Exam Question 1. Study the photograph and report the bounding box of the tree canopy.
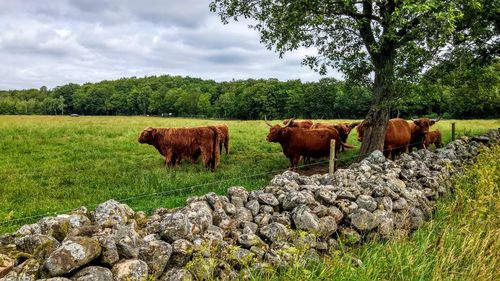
[210,0,499,154]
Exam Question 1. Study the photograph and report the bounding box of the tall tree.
[210,0,498,155]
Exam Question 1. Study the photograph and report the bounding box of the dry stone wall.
[1,129,499,281]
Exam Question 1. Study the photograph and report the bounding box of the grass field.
[0,116,498,233]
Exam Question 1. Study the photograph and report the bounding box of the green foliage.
[0,71,497,118]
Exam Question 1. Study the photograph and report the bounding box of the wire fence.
[0,139,450,227]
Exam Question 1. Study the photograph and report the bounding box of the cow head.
[413,117,439,136]
[138,127,156,144]
[266,117,292,142]
[356,121,367,142]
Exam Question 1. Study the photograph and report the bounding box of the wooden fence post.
[451,122,456,141]
[329,139,336,175]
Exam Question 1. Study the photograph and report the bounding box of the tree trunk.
[358,54,395,159]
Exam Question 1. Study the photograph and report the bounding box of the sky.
[0,0,340,90]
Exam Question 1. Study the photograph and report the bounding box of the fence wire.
[0,139,447,227]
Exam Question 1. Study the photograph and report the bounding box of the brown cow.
[215,124,229,155]
[311,122,359,151]
[356,118,412,160]
[266,119,352,170]
[138,126,220,170]
[283,119,313,129]
[424,129,443,149]
[408,117,441,151]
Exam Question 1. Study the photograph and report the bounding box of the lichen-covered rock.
[160,268,194,281]
[91,200,134,228]
[71,266,112,281]
[114,224,141,259]
[168,239,194,267]
[237,233,266,249]
[111,259,148,281]
[356,195,377,212]
[315,188,337,205]
[14,234,60,259]
[42,236,101,277]
[260,223,289,243]
[139,239,172,279]
[227,186,249,207]
[186,201,213,236]
[349,209,379,231]
[2,258,40,280]
[318,216,337,238]
[245,200,260,216]
[282,191,307,211]
[291,205,319,231]
[257,193,279,206]
[95,236,119,266]
[160,212,193,242]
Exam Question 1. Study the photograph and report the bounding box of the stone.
[227,186,249,206]
[327,206,343,223]
[115,225,141,259]
[237,233,265,249]
[14,234,60,259]
[282,191,307,211]
[168,239,194,267]
[42,236,101,277]
[245,200,260,216]
[292,205,319,231]
[349,209,379,231]
[160,212,193,242]
[318,216,337,238]
[234,207,253,226]
[315,188,337,205]
[139,239,172,279]
[257,193,279,206]
[71,266,112,281]
[186,201,213,236]
[111,259,148,281]
[160,268,194,281]
[355,195,377,212]
[259,222,289,243]
[96,236,119,266]
[91,200,134,227]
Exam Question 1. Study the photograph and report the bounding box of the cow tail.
[208,126,220,170]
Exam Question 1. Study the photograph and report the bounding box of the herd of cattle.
[138,117,443,171]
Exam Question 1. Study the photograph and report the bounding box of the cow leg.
[224,141,229,155]
[383,148,391,159]
[292,155,301,171]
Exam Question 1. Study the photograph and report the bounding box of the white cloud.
[0,0,340,90]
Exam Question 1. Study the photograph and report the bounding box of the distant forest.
[1,60,498,119]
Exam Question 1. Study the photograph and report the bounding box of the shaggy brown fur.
[311,122,357,151]
[408,118,439,151]
[357,118,412,160]
[266,124,353,171]
[283,119,314,129]
[215,124,229,154]
[138,126,220,170]
[424,129,443,149]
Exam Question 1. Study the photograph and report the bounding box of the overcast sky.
[0,0,340,90]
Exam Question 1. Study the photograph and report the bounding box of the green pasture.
[0,116,498,233]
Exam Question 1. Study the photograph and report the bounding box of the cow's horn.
[145,127,153,131]
[284,117,295,127]
[431,116,442,123]
[349,121,361,128]
[264,115,272,127]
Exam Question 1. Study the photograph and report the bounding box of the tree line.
[0,60,498,119]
